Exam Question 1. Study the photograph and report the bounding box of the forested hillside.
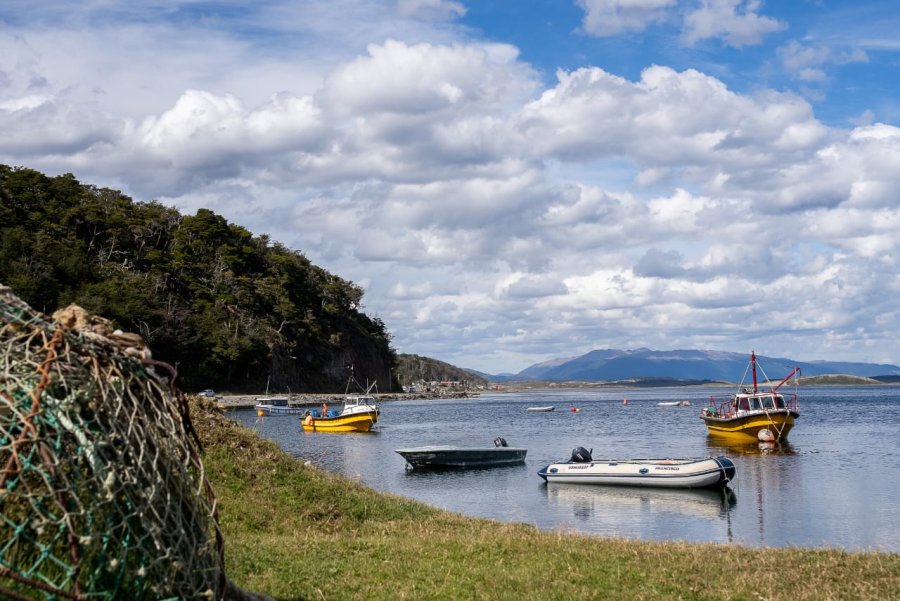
[396,353,488,388]
[0,165,396,392]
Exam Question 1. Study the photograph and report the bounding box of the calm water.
[228,386,900,551]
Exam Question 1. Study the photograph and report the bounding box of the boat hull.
[702,409,797,442]
[526,406,555,412]
[301,411,377,432]
[396,446,527,468]
[538,456,735,488]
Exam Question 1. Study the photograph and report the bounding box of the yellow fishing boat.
[300,381,380,433]
[301,411,377,432]
[701,352,800,442]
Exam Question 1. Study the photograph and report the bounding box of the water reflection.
[706,437,797,456]
[543,483,736,522]
[705,435,800,546]
[401,463,527,476]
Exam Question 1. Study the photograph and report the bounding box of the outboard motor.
[570,446,592,463]
[494,437,508,448]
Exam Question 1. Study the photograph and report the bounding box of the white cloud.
[138,90,327,162]
[576,0,677,36]
[514,65,828,207]
[386,281,435,300]
[0,2,898,373]
[682,0,786,48]
[778,41,869,82]
[501,273,570,299]
[396,0,467,20]
[320,39,530,118]
[575,0,785,48]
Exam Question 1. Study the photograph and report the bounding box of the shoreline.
[215,390,478,409]
[211,374,898,409]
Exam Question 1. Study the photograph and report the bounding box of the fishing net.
[0,284,229,600]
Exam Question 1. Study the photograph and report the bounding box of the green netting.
[0,285,224,600]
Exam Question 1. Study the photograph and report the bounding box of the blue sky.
[460,1,898,126]
[1,1,899,373]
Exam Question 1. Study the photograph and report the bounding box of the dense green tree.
[0,165,397,392]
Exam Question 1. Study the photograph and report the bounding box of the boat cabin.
[345,394,375,406]
[259,396,289,407]
[704,390,797,419]
[735,392,786,412]
[344,394,378,412]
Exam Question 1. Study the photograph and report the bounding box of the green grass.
[193,400,900,601]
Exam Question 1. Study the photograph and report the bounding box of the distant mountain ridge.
[505,348,900,382]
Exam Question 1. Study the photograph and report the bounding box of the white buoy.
[758,428,775,442]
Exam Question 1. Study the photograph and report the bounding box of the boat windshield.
[736,394,784,411]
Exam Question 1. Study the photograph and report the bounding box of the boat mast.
[751,351,758,393]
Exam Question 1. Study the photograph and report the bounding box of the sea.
[227,386,900,552]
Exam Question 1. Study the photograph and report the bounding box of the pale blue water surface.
[228,386,900,551]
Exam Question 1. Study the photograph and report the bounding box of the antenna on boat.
[751,351,758,393]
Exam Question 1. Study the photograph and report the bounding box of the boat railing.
[782,393,799,412]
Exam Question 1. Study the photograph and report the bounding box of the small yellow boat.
[701,352,800,442]
[301,411,377,432]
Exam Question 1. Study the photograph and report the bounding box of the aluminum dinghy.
[396,437,526,468]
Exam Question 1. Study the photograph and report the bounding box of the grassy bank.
[192,400,900,600]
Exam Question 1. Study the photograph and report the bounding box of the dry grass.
[191,399,900,600]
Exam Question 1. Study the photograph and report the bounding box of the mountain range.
[478,348,900,383]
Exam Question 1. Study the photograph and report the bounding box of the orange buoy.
[257,409,265,417]
[570,407,580,412]
[623,398,628,406]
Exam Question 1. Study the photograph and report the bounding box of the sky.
[1,1,899,374]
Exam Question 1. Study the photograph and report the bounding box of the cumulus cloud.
[634,249,687,278]
[515,64,829,210]
[1,2,898,373]
[682,0,786,48]
[576,0,784,47]
[138,90,327,164]
[576,0,677,36]
[320,39,529,118]
[397,0,467,20]
[502,274,570,299]
[778,40,869,82]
